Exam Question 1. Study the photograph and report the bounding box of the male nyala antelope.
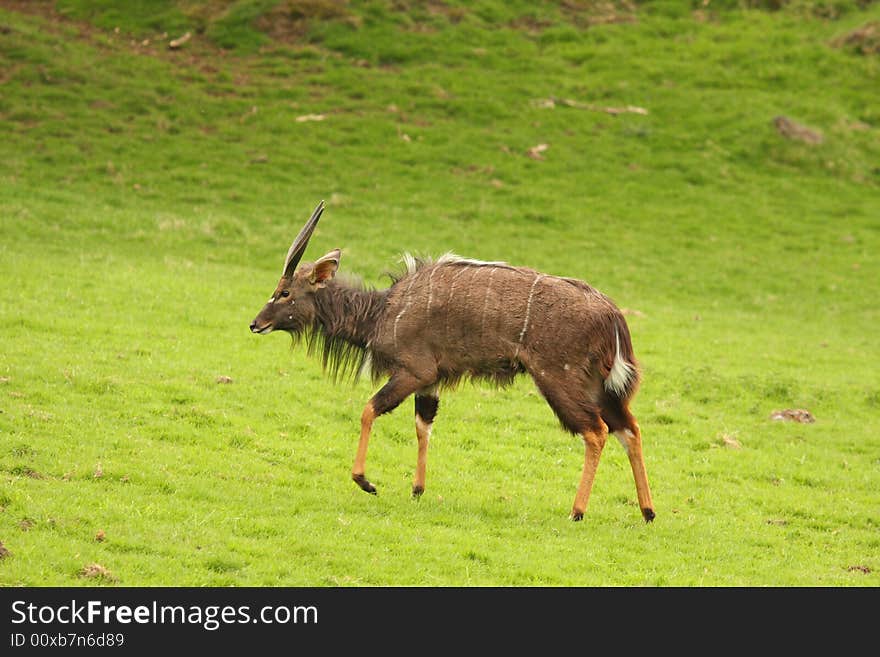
[249,201,655,522]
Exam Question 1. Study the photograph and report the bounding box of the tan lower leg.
[571,421,608,521]
[413,416,431,496]
[615,426,655,522]
[352,402,377,493]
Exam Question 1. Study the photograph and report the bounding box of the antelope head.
[249,201,340,335]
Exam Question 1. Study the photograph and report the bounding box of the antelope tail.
[604,318,638,398]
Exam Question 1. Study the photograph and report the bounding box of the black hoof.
[412,485,424,498]
[571,511,584,522]
[352,473,377,495]
[643,508,656,523]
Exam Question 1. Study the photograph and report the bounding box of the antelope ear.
[310,249,341,286]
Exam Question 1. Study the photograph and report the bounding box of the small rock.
[169,32,191,49]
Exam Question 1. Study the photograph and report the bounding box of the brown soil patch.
[79,563,116,581]
[773,116,823,145]
[831,21,880,56]
[560,0,637,28]
[255,0,356,43]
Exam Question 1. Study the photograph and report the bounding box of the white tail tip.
[604,327,635,396]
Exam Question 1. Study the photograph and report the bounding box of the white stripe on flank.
[444,266,471,338]
[426,265,438,313]
[393,276,418,347]
[479,267,498,337]
[514,275,544,358]
[605,327,635,396]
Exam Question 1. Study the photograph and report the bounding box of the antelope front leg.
[571,420,608,521]
[412,391,439,497]
[352,402,378,494]
[351,372,427,496]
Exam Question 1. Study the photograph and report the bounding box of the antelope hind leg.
[571,421,608,521]
[614,423,655,523]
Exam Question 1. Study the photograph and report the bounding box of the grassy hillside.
[0,0,878,585]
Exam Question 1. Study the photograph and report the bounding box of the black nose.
[249,321,257,332]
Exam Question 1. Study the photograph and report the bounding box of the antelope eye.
[280,290,290,298]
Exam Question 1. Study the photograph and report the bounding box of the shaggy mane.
[291,274,388,384]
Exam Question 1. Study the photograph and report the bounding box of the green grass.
[0,0,878,586]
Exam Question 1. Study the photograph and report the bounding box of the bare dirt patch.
[770,408,816,423]
[559,0,637,28]
[255,0,356,43]
[773,116,823,145]
[831,21,880,56]
[79,563,116,582]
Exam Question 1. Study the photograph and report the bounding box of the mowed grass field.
[0,1,878,586]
